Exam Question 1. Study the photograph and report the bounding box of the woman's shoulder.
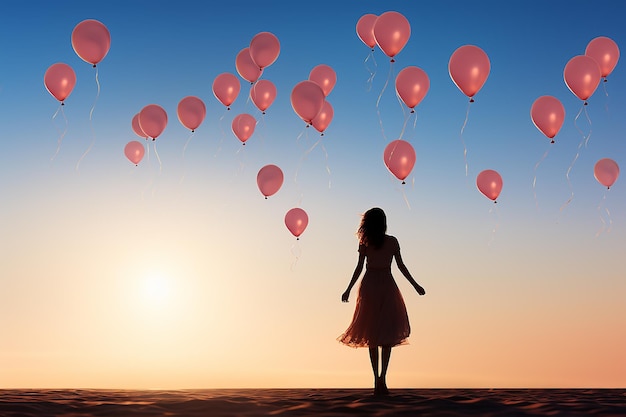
[385,234,399,243]
[385,235,400,249]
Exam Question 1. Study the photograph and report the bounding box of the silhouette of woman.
[338,207,425,395]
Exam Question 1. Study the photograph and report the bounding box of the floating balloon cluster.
[530,36,621,195]
[45,13,621,240]
[357,12,497,201]
[44,19,111,104]
[356,12,620,205]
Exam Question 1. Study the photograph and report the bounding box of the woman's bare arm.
[342,252,366,302]
[395,250,426,295]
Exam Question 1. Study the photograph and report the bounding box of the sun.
[141,271,172,305]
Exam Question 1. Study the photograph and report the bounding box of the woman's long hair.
[357,207,387,248]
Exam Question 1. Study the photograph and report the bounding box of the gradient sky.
[1,0,625,389]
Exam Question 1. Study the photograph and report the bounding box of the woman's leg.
[368,346,379,391]
[379,346,392,394]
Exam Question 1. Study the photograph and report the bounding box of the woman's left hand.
[414,284,426,296]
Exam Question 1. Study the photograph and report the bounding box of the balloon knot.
[262,111,266,115]
[469,98,475,103]
[494,200,498,204]
[296,237,300,241]
[410,109,415,113]
[390,58,395,63]
[401,180,406,185]
[604,77,608,83]
[92,64,96,68]
[306,124,310,128]
[321,133,325,136]
[551,139,555,144]
[191,129,195,133]
[227,107,231,110]
[584,101,588,106]
[265,196,268,200]
[61,102,65,106]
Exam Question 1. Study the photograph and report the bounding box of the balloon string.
[179,131,194,185]
[460,100,472,176]
[76,67,100,172]
[561,104,589,211]
[398,110,416,141]
[214,110,227,158]
[50,104,68,161]
[583,104,592,148]
[364,49,377,92]
[595,192,612,237]
[488,202,500,247]
[235,145,246,176]
[301,133,332,188]
[396,184,411,210]
[602,81,610,115]
[256,112,267,149]
[320,141,332,189]
[376,60,394,142]
[293,125,308,187]
[182,131,194,159]
[290,241,302,271]
[90,66,101,121]
[532,144,552,210]
[153,140,162,174]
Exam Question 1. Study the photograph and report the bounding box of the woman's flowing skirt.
[338,268,410,348]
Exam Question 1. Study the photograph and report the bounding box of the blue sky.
[1,0,625,388]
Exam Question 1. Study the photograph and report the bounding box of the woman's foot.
[374,377,389,396]
[379,377,389,395]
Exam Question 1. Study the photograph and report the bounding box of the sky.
[1,0,625,389]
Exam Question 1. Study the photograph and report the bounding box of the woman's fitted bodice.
[359,235,399,270]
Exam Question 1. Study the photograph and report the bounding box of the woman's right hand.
[341,290,350,302]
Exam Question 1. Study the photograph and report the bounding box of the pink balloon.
[585,36,620,79]
[356,14,377,49]
[257,164,284,198]
[530,96,565,142]
[291,80,325,124]
[124,141,145,165]
[311,101,334,134]
[564,55,601,102]
[285,208,309,239]
[213,73,241,109]
[309,64,337,97]
[236,48,263,83]
[177,96,206,132]
[395,66,430,111]
[249,32,280,69]
[231,113,256,144]
[449,45,490,100]
[250,79,277,113]
[373,11,410,60]
[131,113,147,138]
[383,140,416,183]
[71,19,111,66]
[594,158,619,189]
[476,169,503,202]
[44,63,76,103]
[139,104,168,140]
